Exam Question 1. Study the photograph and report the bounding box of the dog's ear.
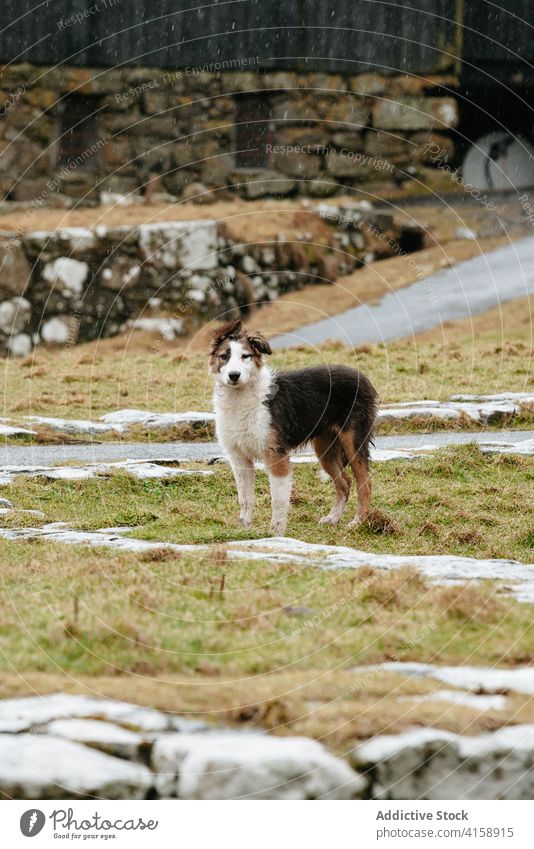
[246,330,272,356]
[209,318,242,355]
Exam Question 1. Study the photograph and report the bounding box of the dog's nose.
[228,371,241,384]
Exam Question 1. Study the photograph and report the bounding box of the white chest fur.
[214,366,273,461]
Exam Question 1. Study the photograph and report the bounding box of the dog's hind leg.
[338,430,372,528]
[265,451,292,536]
[313,435,351,526]
[228,452,255,528]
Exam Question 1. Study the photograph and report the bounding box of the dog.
[209,319,378,535]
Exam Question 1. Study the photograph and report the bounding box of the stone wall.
[2,693,534,800]
[0,203,423,355]
[0,64,459,203]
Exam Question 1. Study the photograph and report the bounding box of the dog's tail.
[342,373,378,466]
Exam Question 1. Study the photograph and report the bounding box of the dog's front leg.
[229,453,255,528]
[266,453,292,536]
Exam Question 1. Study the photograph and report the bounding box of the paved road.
[1,430,532,467]
[270,236,534,348]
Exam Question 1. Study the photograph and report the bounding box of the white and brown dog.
[209,319,378,536]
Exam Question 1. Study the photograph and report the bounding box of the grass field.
[0,249,533,748]
[1,296,532,432]
[3,445,533,560]
[1,511,533,748]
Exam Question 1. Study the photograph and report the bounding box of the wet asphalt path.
[1,430,533,467]
[270,236,534,349]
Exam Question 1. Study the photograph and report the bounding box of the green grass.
[1,444,533,747]
[0,534,533,748]
[4,445,533,561]
[1,313,532,425]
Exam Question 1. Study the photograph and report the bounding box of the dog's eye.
[242,353,253,360]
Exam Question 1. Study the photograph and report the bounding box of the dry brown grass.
[0,668,526,753]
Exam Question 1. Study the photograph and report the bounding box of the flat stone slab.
[352,724,534,800]
[401,690,507,712]
[356,662,534,695]
[0,423,36,437]
[378,393,534,425]
[0,694,362,800]
[152,731,364,799]
[1,527,534,603]
[0,692,204,734]
[26,415,124,435]
[0,458,213,484]
[99,408,215,429]
[0,733,153,799]
[43,718,145,760]
[0,393,526,440]
[229,538,534,603]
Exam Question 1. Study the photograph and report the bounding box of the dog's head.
[209,318,272,387]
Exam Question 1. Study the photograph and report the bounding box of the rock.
[99,408,215,428]
[276,127,330,148]
[142,90,169,115]
[40,315,77,345]
[23,229,62,258]
[236,171,298,199]
[138,220,218,271]
[181,182,213,203]
[0,297,31,334]
[128,317,184,339]
[13,177,54,202]
[349,73,388,95]
[307,179,339,197]
[42,257,89,295]
[0,692,199,734]
[0,733,153,799]
[43,718,145,760]
[200,156,234,188]
[240,255,260,275]
[8,333,32,357]
[100,256,141,291]
[352,726,534,800]
[0,498,14,508]
[331,131,365,151]
[99,190,137,207]
[283,605,314,617]
[272,152,321,178]
[372,97,459,131]
[455,227,477,240]
[364,661,534,696]
[25,415,122,436]
[364,131,410,163]
[0,235,31,296]
[0,423,36,437]
[57,227,97,254]
[152,732,365,799]
[352,729,459,799]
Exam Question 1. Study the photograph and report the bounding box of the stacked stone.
[0,203,422,354]
[0,232,33,356]
[0,65,459,202]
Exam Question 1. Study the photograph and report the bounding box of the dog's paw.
[347,516,363,530]
[319,514,340,526]
[239,516,253,529]
[269,521,286,536]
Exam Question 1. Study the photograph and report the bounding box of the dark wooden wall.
[0,0,453,71]
[1,0,532,75]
